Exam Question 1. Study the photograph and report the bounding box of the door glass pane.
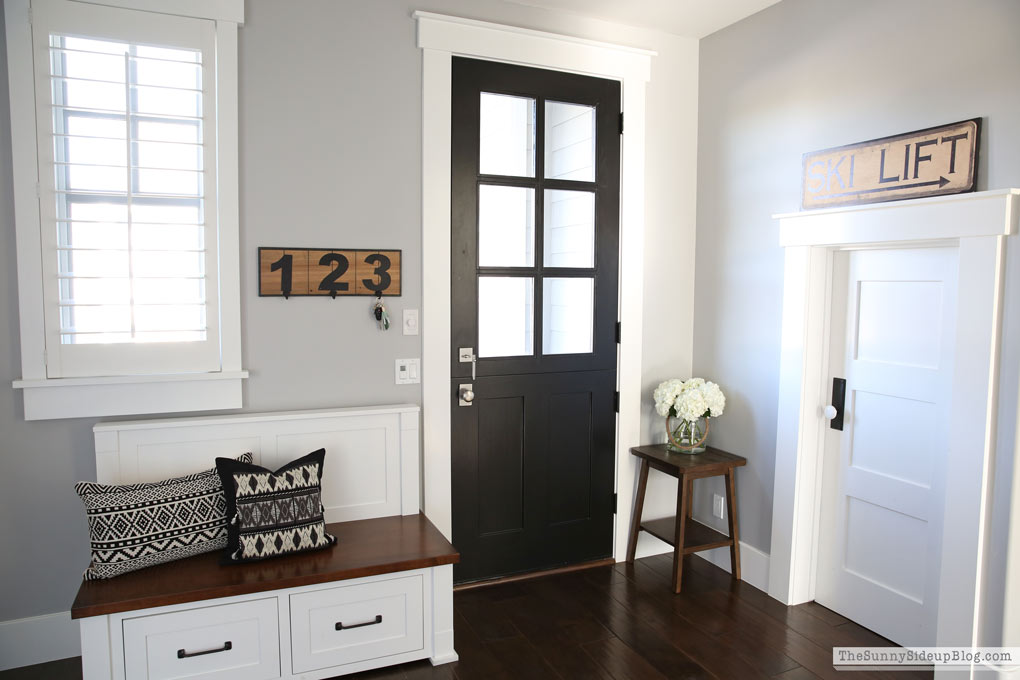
[544,101,595,181]
[479,277,534,357]
[480,93,535,177]
[478,185,534,267]
[544,189,594,268]
[543,277,594,355]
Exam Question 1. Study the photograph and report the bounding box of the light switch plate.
[395,358,420,385]
[402,309,419,336]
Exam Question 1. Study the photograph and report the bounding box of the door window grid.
[479,92,535,178]
[50,35,207,345]
[477,94,598,358]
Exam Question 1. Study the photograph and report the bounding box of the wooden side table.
[626,444,747,593]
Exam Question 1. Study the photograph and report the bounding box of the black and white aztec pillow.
[75,453,253,580]
[216,448,336,562]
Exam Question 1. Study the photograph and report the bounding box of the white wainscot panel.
[113,434,263,484]
[275,425,398,522]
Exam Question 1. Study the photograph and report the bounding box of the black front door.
[451,57,621,583]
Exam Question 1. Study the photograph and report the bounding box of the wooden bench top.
[71,513,459,619]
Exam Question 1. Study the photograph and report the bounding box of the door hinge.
[614,390,620,413]
[618,112,624,135]
[613,492,618,514]
[615,321,621,344]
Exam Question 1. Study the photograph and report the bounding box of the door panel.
[816,247,957,647]
[476,396,525,536]
[451,56,620,584]
[547,391,593,526]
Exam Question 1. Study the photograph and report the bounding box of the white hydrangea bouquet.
[653,378,726,454]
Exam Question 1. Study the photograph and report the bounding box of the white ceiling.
[498,0,781,38]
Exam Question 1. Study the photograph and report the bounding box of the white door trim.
[415,11,653,565]
[768,189,1019,656]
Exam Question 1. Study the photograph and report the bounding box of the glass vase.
[666,416,709,454]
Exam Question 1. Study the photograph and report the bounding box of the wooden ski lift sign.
[802,119,979,209]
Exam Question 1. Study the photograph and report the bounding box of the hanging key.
[373,299,390,330]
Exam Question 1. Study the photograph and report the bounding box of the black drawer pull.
[177,641,232,659]
[335,614,382,631]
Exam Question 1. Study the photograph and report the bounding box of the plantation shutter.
[32,0,221,377]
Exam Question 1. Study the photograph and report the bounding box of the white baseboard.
[694,538,771,593]
[0,611,80,671]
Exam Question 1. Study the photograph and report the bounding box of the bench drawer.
[290,574,424,673]
[122,598,280,680]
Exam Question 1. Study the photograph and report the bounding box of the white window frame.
[5,0,246,420]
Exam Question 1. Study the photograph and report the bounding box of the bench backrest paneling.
[92,405,421,522]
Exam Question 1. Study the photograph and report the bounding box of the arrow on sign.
[824,176,950,200]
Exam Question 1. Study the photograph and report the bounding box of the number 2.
[318,253,350,297]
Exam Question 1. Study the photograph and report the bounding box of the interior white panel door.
[816,246,958,647]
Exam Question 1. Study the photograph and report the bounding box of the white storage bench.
[72,406,459,680]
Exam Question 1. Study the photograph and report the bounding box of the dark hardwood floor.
[0,554,931,680]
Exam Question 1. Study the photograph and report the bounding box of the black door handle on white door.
[829,377,846,431]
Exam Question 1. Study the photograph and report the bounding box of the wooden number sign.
[802,119,979,209]
[259,248,401,298]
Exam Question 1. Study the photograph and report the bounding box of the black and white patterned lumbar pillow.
[75,453,253,580]
[216,448,336,562]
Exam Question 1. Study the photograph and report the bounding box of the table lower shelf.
[640,516,733,555]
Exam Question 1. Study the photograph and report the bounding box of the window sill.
[12,371,249,421]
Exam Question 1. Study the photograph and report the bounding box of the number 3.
[362,253,391,293]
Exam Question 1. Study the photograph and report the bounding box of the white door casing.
[769,189,1018,667]
[416,12,653,565]
[816,247,958,647]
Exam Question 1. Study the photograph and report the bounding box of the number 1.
[271,253,293,296]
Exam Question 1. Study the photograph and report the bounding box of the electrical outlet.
[713,493,725,519]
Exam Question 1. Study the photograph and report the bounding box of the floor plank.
[582,636,671,680]
[773,667,823,680]
[0,555,932,680]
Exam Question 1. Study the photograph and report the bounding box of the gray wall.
[0,0,699,625]
[694,0,1020,642]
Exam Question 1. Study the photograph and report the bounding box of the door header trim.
[415,11,654,81]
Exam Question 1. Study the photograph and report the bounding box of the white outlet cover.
[713,493,725,519]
